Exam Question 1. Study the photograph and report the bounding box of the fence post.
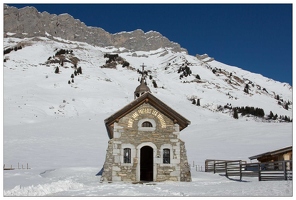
[214,161,216,174]
[283,161,287,180]
[225,162,228,178]
[258,163,261,181]
[239,161,242,181]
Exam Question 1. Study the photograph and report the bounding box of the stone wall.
[101,103,191,182]
[180,140,192,182]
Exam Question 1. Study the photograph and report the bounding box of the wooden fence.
[3,163,30,170]
[205,159,292,181]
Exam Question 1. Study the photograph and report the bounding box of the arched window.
[142,121,153,127]
[138,119,156,131]
[163,148,170,164]
[123,148,131,163]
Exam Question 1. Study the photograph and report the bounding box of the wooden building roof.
[248,146,292,160]
[104,92,191,139]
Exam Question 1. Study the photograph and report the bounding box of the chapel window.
[123,148,131,163]
[163,148,170,164]
[142,121,153,127]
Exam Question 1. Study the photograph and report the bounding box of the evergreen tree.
[197,99,200,106]
[77,66,82,74]
[273,114,278,120]
[284,103,289,110]
[71,74,74,78]
[268,111,274,119]
[152,80,158,88]
[178,67,182,73]
[185,66,191,76]
[55,66,59,74]
[233,108,239,119]
[244,84,249,94]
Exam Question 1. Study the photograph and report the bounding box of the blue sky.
[8,3,292,85]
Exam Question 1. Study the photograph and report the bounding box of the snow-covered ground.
[2,36,293,196]
[3,167,293,196]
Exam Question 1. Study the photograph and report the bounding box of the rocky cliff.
[4,4,187,53]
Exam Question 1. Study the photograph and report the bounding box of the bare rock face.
[4,5,187,53]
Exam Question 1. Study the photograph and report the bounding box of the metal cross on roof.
[140,63,147,81]
[141,63,146,74]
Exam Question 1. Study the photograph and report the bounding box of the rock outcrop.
[4,5,187,53]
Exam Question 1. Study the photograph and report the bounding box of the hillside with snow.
[3,35,293,196]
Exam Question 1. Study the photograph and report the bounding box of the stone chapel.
[101,64,191,182]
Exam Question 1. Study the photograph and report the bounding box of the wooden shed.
[249,146,292,163]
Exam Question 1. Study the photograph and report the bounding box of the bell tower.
[134,63,151,99]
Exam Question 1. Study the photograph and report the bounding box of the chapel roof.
[104,92,191,139]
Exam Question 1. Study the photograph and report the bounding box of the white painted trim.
[121,143,136,166]
[160,144,173,167]
[136,142,157,181]
[137,118,156,131]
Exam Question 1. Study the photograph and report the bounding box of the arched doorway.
[140,146,153,181]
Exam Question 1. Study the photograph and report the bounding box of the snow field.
[3,37,293,196]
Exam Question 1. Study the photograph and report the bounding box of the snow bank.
[3,169,292,196]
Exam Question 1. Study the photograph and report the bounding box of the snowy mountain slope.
[3,36,293,196]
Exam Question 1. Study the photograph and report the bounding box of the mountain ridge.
[4,4,187,53]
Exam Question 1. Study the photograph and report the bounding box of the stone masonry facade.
[101,103,191,182]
